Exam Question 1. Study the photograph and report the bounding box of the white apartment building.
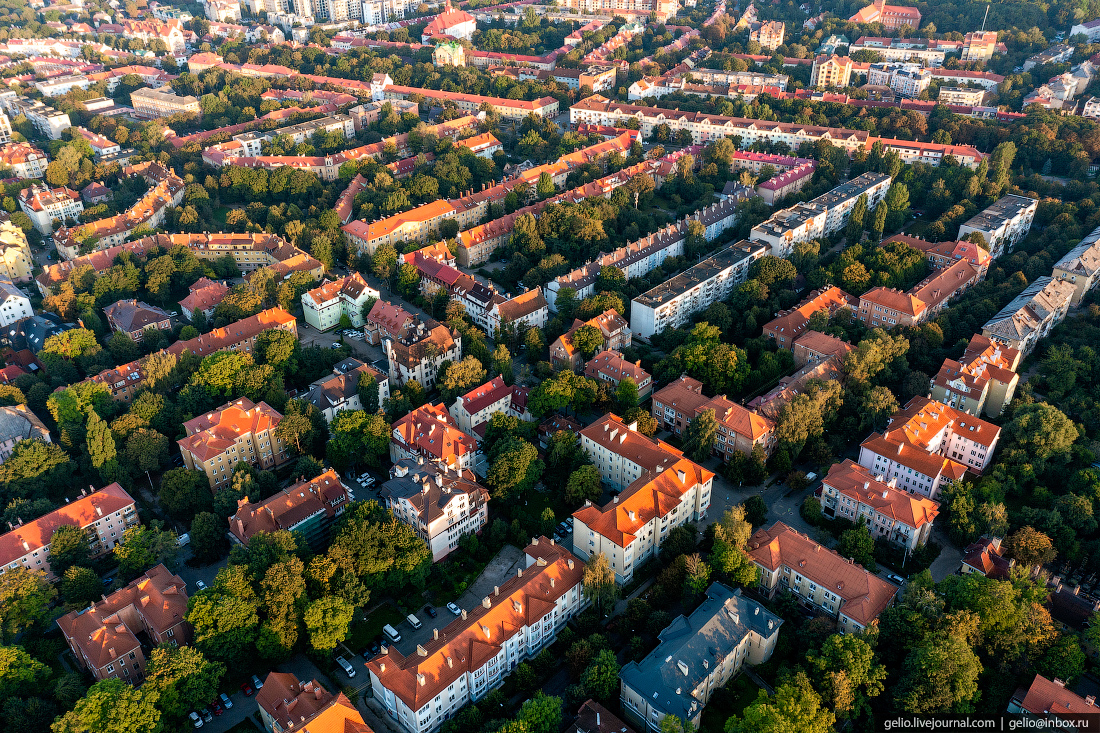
[366,539,586,733]
[957,194,1038,258]
[233,114,355,156]
[0,278,32,327]
[0,94,70,140]
[866,64,931,98]
[811,172,892,234]
[939,87,986,106]
[381,459,489,561]
[34,74,92,97]
[631,241,766,339]
[1053,223,1100,305]
[572,414,715,583]
[17,185,84,234]
[449,376,532,438]
[301,273,378,332]
[819,460,939,552]
[858,397,1000,500]
[981,276,1075,356]
[810,54,854,88]
[203,0,242,21]
[0,222,33,282]
[384,320,462,390]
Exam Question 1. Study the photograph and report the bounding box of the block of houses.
[857,258,981,328]
[620,583,781,732]
[1052,222,1100,306]
[762,286,858,349]
[792,330,853,368]
[0,221,33,283]
[57,564,189,682]
[0,483,137,578]
[304,357,390,423]
[178,277,229,320]
[178,398,289,488]
[747,521,898,633]
[383,317,462,390]
[819,459,939,551]
[884,234,990,275]
[930,334,1020,417]
[748,355,845,421]
[366,538,586,733]
[858,396,1000,499]
[229,470,352,549]
[981,276,1075,356]
[572,413,714,583]
[651,376,776,459]
[487,287,549,336]
[381,459,489,561]
[257,673,371,733]
[301,272,379,332]
[391,403,478,470]
[448,375,532,439]
[1008,675,1100,718]
[960,536,1013,578]
[103,299,173,342]
[550,309,631,370]
[583,350,653,399]
[17,184,83,233]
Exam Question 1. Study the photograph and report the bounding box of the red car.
[210,701,224,716]
[240,682,254,697]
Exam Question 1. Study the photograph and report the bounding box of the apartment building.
[367,539,586,733]
[103,299,173,342]
[449,376,533,438]
[131,86,201,119]
[584,350,653,400]
[0,143,48,180]
[810,55,854,89]
[0,222,32,282]
[391,403,478,471]
[651,376,777,459]
[957,194,1038,258]
[849,37,950,65]
[939,87,987,106]
[858,396,1000,499]
[229,470,352,549]
[179,277,229,320]
[1052,223,1100,305]
[762,286,859,348]
[620,583,782,733]
[382,459,489,561]
[178,398,290,488]
[571,701,634,733]
[0,94,71,139]
[887,234,991,275]
[820,460,939,551]
[258,674,369,733]
[0,279,31,328]
[0,111,11,146]
[57,564,189,682]
[34,74,91,97]
[857,258,981,328]
[750,20,785,51]
[960,536,1012,579]
[73,126,122,158]
[556,0,678,20]
[301,273,379,332]
[17,185,84,234]
[792,331,853,369]
[631,242,767,339]
[0,484,138,578]
[232,113,355,156]
[867,63,931,98]
[384,84,559,120]
[981,276,1075,356]
[849,0,920,28]
[747,522,898,632]
[550,309,632,370]
[487,288,549,336]
[573,414,714,583]
[1009,675,1100,720]
[1023,44,1074,72]
[930,334,1020,418]
[384,318,462,389]
[930,68,1005,90]
[756,162,815,205]
[814,172,893,234]
[304,357,389,424]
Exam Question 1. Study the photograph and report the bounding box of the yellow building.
[811,54,854,88]
[0,222,33,282]
[433,41,466,67]
[178,397,290,487]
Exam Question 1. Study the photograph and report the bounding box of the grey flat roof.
[633,241,765,309]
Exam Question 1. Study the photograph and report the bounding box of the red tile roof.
[822,460,939,529]
[1017,675,1099,716]
[392,403,477,468]
[229,470,350,544]
[178,398,283,462]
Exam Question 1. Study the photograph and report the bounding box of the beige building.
[130,86,201,119]
[178,398,289,487]
[1052,223,1100,305]
[0,221,32,282]
[449,375,532,438]
[938,86,986,106]
[750,20,785,51]
[819,460,939,552]
[811,55,854,89]
[383,317,462,389]
[390,403,478,471]
[651,376,776,459]
[930,334,1020,418]
[550,309,632,370]
[381,459,489,561]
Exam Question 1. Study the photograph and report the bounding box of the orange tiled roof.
[822,459,939,529]
[885,396,1000,449]
[229,470,350,544]
[1018,675,1100,716]
[764,286,858,341]
[793,330,853,360]
[178,398,283,462]
[392,403,477,468]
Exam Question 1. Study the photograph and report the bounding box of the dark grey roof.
[380,459,488,524]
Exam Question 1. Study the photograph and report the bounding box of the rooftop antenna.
[980,5,989,32]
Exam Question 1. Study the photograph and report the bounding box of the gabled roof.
[1017,675,1099,717]
[381,459,488,525]
[178,398,283,462]
[391,404,477,469]
[229,470,350,544]
[822,459,940,529]
[495,287,548,323]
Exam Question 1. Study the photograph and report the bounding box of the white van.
[407,613,422,630]
[383,624,402,643]
[177,533,190,547]
[336,656,356,678]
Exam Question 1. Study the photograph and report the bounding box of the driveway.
[927,527,963,581]
[176,555,229,596]
[190,680,256,733]
[697,467,824,542]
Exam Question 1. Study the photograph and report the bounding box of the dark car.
[210,701,224,716]
[200,709,213,723]
[424,605,438,618]
[240,682,254,697]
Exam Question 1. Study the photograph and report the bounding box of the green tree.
[565,465,601,507]
[61,566,102,607]
[517,692,562,733]
[48,525,90,576]
[186,566,261,672]
[158,469,210,522]
[845,194,868,243]
[327,410,390,472]
[683,408,717,462]
[492,344,513,383]
[51,678,160,733]
[615,377,638,412]
[571,325,603,359]
[304,596,355,653]
[871,200,887,240]
[536,171,555,198]
[582,552,618,614]
[358,373,380,413]
[440,356,487,404]
[809,633,886,721]
[727,672,835,733]
[485,437,543,500]
[1003,403,1078,470]
[327,500,431,596]
[142,644,224,721]
[372,243,398,280]
[749,256,797,286]
[581,649,620,702]
[0,645,49,703]
[113,524,180,578]
[837,524,876,571]
[894,633,982,714]
[190,512,226,565]
[709,506,757,586]
[1003,526,1056,569]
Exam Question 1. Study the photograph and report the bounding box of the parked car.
[200,709,213,723]
[196,580,207,591]
[219,692,233,709]
[886,573,906,585]
[336,656,356,678]
[189,711,203,728]
[251,674,264,690]
[557,521,569,534]
[210,701,223,716]
[447,602,461,616]
[240,682,254,697]
[424,605,437,618]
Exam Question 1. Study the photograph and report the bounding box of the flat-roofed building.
[750,202,828,256]
[382,459,489,561]
[1052,223,1100,305]
[810,54,854,89]
[819,459,939,551]
[391,403,478,471]
[130,86,201,119]
[620,583,782,732]
[930,334,1020,417]
[939,87,986,106]
[179,398,290,487]
[981,276,1074,356]
[747,521,898,632]
[229,470,352,548]
[631,241,767,339]
[956,194,1037,258]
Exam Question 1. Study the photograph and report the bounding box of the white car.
[196,580,207,591]
[189,712,203,728]
[447,602,462,616]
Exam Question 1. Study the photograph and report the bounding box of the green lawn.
[213,206,230,226]
[348,604,407,652]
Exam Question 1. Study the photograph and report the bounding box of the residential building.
[433,41,466,67]
[103,299,173,342]
[421,1,476,42]
[382,459,489,561]
[0,279,32,328]
[0,404,49,461]
[571,700,636,733]
[792,330,854,368]
[1023,44,1074,72]
[257,673,371,733]
[584,350,653,400]
[178,398,290,488]
[366,538,587,733]
[130,86,201,119]
[866,64,931,98]
[304,357,389,424]
[81,183,111,204]
[762,286,859,348]
[231,114,355,156]
[384,318,462,390]
[848,0,920,29]
[1008,675,1100,719]
[449,376,532,439]
[487,287,549,336]
[810,55,854,89]
[1071,19,1100,42]
[956,194,1037,257]
[981,276,1075,356]
[960,536,1013,578]
[0,111,10,145]
[229,470,352,548]
[550,309,632,370]
[631,242,767,339]
[391,403,478,471]
[384,85,559,120]
[0,484,137,578]
[0,95,71,140]
[748,522,899,632]
[572,414,714,582]
[17,185,84,234]
[178,277,229,320]
[556,0,678,20]
[930,334,1021,418]
[939,87,987,106]
[1052,223,1100,305]
[619,583,782,732]
[886,234,991,274]
[849,37,954,65]
[57,565,189,682]
[750,20,784,51]
[34,74,92,97]
[819,460,939,552]
[756,161,815,204]
[0,143,48,180]
[856,258,981,327]
[810,172,893,235]
[0,223,32,283]
[930,68,1004,90]
[365,300,417,346]
[204,0,242,21]
[651,376,777,459]
[301,273,379,332]
[749,356,845,421]
[858,396,1001,499]
[961,31,999,62]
